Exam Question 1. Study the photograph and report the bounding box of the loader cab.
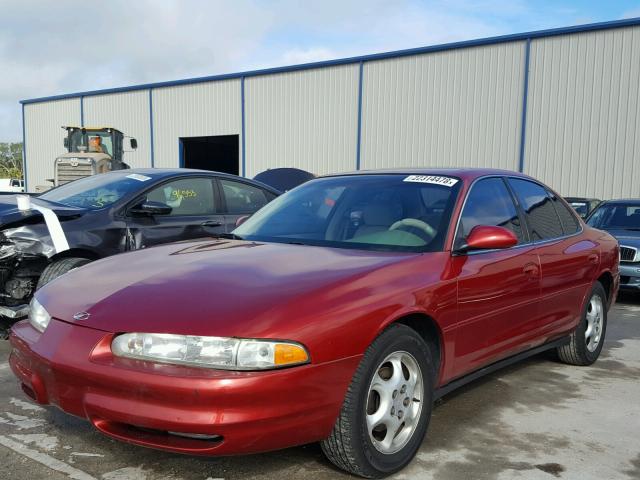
[53,127,138,187]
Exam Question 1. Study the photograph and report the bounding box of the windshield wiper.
[621,228,640,232]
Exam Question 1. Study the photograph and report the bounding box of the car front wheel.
[321,324,435,478]
[36,257,92,290]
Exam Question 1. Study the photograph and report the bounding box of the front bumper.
[9,319,360,455]
[619,263,640,291]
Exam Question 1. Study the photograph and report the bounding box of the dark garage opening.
[180,135,239,175]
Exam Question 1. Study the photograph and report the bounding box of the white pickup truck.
[0,178,25,193]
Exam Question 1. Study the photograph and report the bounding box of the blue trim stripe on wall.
[21,104,28,189]
[241,76,246,177]
[178,138,184,167]
[518,38,532,173]
[80,96,84,127]
[19,18,640,105]
[355,61,364,170]
[149,89,155,167]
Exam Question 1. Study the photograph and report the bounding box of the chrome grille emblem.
[73,311,90,321]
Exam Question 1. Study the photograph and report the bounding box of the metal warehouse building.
[21,18,640,198]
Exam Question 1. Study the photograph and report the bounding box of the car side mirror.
[458,225,518,253]
[130,200,172,216]
[235,215,251,227]
[130,138,138,150]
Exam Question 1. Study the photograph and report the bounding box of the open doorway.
[180,135,239,175]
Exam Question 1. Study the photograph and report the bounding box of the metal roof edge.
[20,17,640,105]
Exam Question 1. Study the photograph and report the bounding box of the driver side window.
[145,178,216,216]
[456,177,524,249]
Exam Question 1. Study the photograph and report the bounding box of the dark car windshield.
[39,172,153,209]
[587,203,640,231]
[234,174,461,252]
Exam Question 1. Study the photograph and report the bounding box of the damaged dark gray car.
[0,168,284,335]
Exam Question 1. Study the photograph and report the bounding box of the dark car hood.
[0,195,86,228]
[601,229,640,247]
[37,239,416,338]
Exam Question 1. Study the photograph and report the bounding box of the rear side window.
[456,177,524,248]
[508,179,563,241]
[220,179,275,214]
[550,194,580,234]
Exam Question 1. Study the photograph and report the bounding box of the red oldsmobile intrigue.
[9,169,619,478]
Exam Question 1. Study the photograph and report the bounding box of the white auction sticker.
[126,173,151,182]
[403,175,458,187]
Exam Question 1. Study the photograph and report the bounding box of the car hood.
[602,229,640,247]
[0,195,86,228]
[37,239,417,338]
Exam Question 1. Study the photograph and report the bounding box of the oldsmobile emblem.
[73,311,91,321]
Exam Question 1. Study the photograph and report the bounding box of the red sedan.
[9,169,619,478]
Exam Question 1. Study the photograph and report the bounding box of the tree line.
[0,143,23,179]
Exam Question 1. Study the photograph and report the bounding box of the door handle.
[523,263,539,277]
[201,220,222,227]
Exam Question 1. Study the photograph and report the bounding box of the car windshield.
[39,172,152,209]
[234,174,461,252]
[587,203,640,231]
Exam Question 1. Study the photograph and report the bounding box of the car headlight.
[111,333,310,370]
[28,297,51,333]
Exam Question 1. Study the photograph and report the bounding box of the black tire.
[557,281,607,366]
[37,257,92,290]
[321,324,435,478]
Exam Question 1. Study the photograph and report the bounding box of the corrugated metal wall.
[151,80,242,169]
[244,64,359,177]
[360,42,525,170]
[524,26,640,198]
[21,23,640,199]
[83,91,151,169]
[24,98,80,190]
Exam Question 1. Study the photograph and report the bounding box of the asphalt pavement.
[0,295,638,480]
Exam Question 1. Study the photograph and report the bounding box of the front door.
[125,176,225,249]
[452,177,541,378]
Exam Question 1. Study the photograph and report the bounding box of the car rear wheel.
[321,324,435,478]
[37,257,92,290]
[557,281,607,366]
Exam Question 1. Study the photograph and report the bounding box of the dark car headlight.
[28,297,51,332]
[111,333,309,370]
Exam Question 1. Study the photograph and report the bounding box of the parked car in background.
[10,169,619,478]
[0,168,281,328]
[0,178,24,193]
[586,199,640,292]
[565,197,601,218]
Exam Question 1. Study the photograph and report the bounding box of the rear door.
[507,178,598,339]
[453,177,541,378]
[218,178,278,231]
[125,176,225,248]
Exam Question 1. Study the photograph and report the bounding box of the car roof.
[101,168,281,194]
[321,168,533,182]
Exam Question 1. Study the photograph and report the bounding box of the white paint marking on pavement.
[3,412,46,430]
[70,452,104,458]
[10,433,59,451]
[0,363,10,371]
[101,466,150,479]
[0,435,97,480]
[10,397,45,412]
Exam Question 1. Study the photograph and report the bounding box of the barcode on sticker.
[403,175,458,187]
